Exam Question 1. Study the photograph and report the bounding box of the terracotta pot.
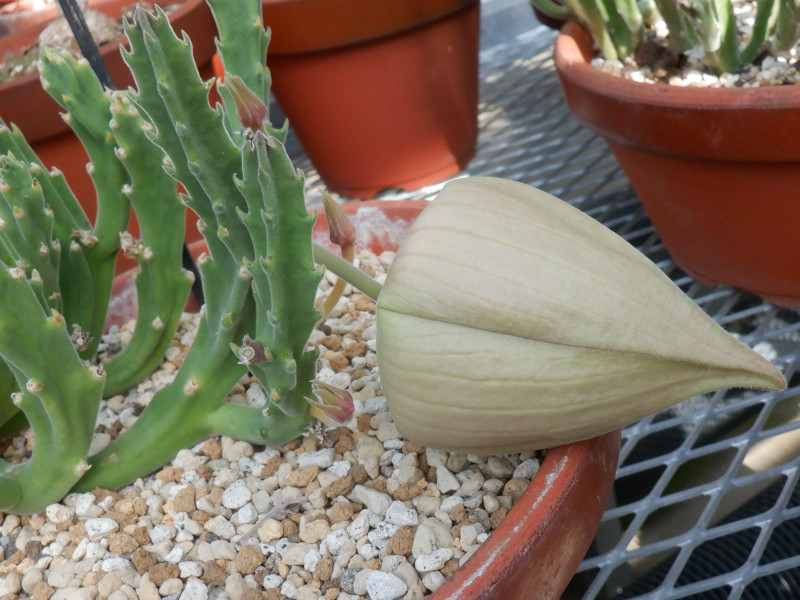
[239,0,480,199]
[553,21,800,307]
[0,0,217,271]
[109,199,620,599]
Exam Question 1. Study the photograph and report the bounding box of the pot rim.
[261,0,478,55]
[554,21,800,161]
[554,21,800,110]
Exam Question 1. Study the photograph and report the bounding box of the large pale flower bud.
[376,177,785,453]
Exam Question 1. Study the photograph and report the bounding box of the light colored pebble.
[327,460,351,478]
[281,579,300,599]
[282,543,319,566]
[98,571,123,597]
[225,573,246,600]
[422,570,446,592]
[222,482,252,509]
[257,518,284,542]
[1,572,21,596]
[263,574,283,589]
[179,561,204,578]
[235,503,258,525]
[179,577,209,600]
[385,501,419,527]
[323,528,352,554]
[160,577,184,596]
[46,559,76,587]
[435,466,460,494]
[353,485,391,516]
[298,448,335,468]
[22,568,43,594]
[513,457,539,479]
[366,570,408,600]
[45,503,74,524]
[52,587,97,600]
[161,546,184,565]
[300,518,331,544]
[415,548,454,572]
[150,524,178,545]
[345,513,369,541]
[84,517,119,542]
[210,540,236,560]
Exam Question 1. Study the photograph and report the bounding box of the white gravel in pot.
[0,249,545,600]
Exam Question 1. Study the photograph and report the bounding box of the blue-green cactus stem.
[121,8,251,271]
[0,266,105,514]
[39,49,133,355]
[207,0,285,140]
[0,155,61,308]
[39,49,130,253]
[768,0,797,53]
[208,401,309,445]
[0,361,19,431]
[238,134,321,417]
[128,7,253,260]
[100,92,194,395]
[0,123,99,340]
[75,263,253,491]
[0,123,92,237]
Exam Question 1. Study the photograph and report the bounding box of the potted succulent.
[0,0,786,598]
[0,0,218,270]
[221,0,482,199]
[531,0,800,308]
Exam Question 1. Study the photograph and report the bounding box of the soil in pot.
[0,202,618,600]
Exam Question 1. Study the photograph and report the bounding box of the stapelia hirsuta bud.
[307,381,355,427]
[376,177,786,453]
[321,192,356,249]
[226,75,268,133]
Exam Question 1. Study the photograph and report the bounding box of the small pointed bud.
[321,192,356,249]
[226,75,268,133]
[306,381,355,427]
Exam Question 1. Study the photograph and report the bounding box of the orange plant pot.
[554,22,800,307]
[109,198,619,600]
[0,0,218,272]
[240,0,480,199]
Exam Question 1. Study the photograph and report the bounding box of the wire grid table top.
[284,3,800,598]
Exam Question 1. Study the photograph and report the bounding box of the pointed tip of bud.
[321,192,356,249]
[226,75,268,133]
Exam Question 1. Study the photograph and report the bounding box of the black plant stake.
[56,0,205,305]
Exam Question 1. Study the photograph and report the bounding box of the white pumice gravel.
[0,249,545,600]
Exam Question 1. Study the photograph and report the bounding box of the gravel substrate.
[0,249,544,600]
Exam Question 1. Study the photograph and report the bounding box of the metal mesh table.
[283,2,800,597]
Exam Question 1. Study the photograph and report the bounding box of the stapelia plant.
[531,0,800,74]
[0,0,352,514]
